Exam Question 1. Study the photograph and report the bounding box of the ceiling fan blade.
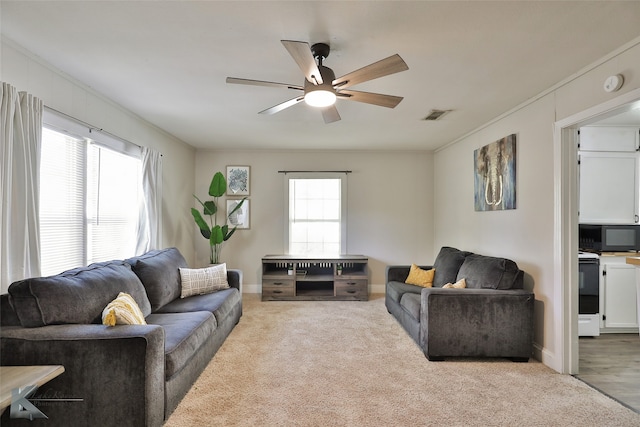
[226,77,303,91]
[321,105,341,124]
[258,96,305,115]
[337,90,403,109]
[332,54,408,89]
[281,40,323,84]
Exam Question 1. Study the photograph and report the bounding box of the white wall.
[1,39,198,271]
[194,149,434,293]
[433,38,640,372]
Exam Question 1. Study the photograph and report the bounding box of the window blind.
[39,128,85,275]
[87,144,140,264]
[40,110,142,276]
[285,173,347,255]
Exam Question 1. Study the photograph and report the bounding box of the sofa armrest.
[419,288,534,360]
[1,324,165,427]
[385,265,433,283]
[227,269,242,292]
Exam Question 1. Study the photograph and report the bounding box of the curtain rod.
[44,106,162,156]
[278,170,352,174]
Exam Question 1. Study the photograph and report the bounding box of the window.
[39,113,142,276]
[285,173,347,255]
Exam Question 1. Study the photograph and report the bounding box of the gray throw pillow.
[457,253,523,290]
[432,247,472,288]
[127,247,188,311]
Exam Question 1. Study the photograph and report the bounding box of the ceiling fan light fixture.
[304,87,336,107]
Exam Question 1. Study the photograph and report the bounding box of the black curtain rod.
[278,170,352,174]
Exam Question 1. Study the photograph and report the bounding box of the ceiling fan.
[226,40,409,124]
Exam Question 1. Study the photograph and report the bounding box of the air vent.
[423,109,451,121]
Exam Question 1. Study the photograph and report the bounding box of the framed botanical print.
[227,199,249,230]
[226,165,250,196]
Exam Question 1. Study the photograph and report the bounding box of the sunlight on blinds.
[39,127,141,276]
[87,144,140,264]
[39,128,85,276]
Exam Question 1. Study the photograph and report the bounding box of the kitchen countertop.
[600,252,640,257]
[626,256,640,266]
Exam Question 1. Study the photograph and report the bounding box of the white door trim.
[554,88,640,374]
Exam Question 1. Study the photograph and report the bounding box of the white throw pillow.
[179,264,229,298]
[102,292,147,326]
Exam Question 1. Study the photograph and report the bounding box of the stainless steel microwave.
[579,224,640,252]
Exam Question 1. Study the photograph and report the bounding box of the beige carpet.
[165,294,640,426]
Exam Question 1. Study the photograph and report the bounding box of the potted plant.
[191,171,246,265]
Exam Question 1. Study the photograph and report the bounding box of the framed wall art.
[226,165,250,196]
[227,199,249,229]
[474,134,516,211]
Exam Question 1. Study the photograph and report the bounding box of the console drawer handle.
[273,282,283,285]
[346,290,356,294]
[273,290,283,294]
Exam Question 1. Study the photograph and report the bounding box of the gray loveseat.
[1,247,242,427]
[386,246,534,362]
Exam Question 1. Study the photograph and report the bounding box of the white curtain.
[1,82,44,293]
[136,146,162,254]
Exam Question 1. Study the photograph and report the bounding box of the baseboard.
[370,283,385,294]
[243,284,261,294]
[533,342,562,373]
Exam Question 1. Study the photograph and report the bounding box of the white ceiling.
[2,1,640,151]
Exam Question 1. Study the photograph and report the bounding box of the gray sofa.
[386,246,534,362]
[0,247,242,427]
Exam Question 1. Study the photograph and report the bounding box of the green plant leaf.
[193,194,205,208]
[224,225,238,241]
[203,200,217,216]
[209,171,226,198]
[210,225,224,245]
[191,208,211,238]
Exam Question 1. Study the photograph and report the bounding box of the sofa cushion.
[405,264,435,287]
[1,294,21,327]
[156,287,241,325]
[127,247,188,312]
[432,247,471,288]
[145,311,217,379]
[179,264,229,298]
[456,253,523,290]
[386,281,422,304]
[8,261,151,327]
[400,292,421,322]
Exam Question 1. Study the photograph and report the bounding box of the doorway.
[555,89,640,379]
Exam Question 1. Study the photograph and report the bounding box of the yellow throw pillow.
[405,264,435,288]
[443,278,467,289]
[102,292,147,326]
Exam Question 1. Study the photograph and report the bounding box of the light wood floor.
[576,334,640,413]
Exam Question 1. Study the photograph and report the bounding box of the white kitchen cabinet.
[601,256,638,330]
[580,126,639,152]
[578,151,639,224]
